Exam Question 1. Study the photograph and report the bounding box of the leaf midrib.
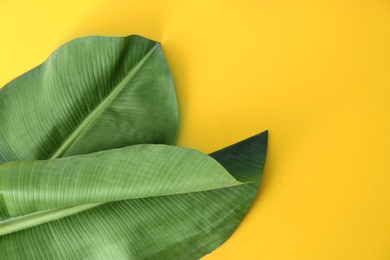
[0,203,103,236]
[0,182,247,236]
[49,44,159,159]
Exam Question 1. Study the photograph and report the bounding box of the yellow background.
[1,0,390,259]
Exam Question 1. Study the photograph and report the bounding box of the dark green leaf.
[0,35,178,163]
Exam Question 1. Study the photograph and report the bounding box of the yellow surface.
[1,0,390,259]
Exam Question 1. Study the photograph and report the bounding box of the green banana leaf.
[0,132,267,259]
[0,35,178,163]
[0,144,243,223]
[0,34,268,259]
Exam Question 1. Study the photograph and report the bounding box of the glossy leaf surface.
[0,35,178,163]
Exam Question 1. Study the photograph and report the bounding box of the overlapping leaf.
[0,35,267,259]
[0,145,242,223]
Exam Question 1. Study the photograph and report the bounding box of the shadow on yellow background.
[1,0,390,259]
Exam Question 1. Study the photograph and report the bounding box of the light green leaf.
[0,144,242,232]
[0,35,178,163]
[0,131,267,259]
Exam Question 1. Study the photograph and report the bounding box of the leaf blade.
[0,35,178,163]
[0,145,240,221]
[0,131,267,260]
